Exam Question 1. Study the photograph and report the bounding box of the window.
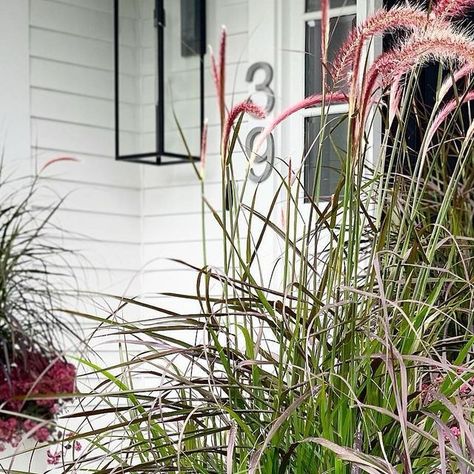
[303,1,356,201]
[304,114,348,199]
[306,0,355,11]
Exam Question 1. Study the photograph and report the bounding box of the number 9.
[246,127,275,183]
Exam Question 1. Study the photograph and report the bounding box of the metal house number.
[246,61,275,183]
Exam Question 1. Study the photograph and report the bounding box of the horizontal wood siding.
[30,0,253,304]
[29,0,142,294]
[141,0,250,304]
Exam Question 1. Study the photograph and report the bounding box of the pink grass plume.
[219,25,227,97]
[377,30,474,89]
[321,0,329,85]
[222,101,266,155]
[199,119,208,179]
[210,26,227,124]
[439,64,473,102]
[360,27,474,132]
[218,26,227,124]
[209,46,220,99]
[331,6,448,88]
[433,0,474,18]
[388,75,403,126]
[39,156,79,174]
[252,92,347,160]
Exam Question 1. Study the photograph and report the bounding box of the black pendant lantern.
[114,0,206,165]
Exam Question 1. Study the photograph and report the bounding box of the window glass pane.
[305,14,355,95]
[306,0,356,12]
[304,114,348,201]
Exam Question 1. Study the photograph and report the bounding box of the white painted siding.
[28,0,282,315]
[141,0,261,301]
[28,0,258,301]
[30,0,142,295]
[27,0,281,314]
[2,0,277,470]
[0,0,31,172]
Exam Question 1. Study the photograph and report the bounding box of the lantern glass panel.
[305,14,356,95]
[117,0,154,157]
[163,0,201,157]
[304,114,348,201]
[117,0,202,160]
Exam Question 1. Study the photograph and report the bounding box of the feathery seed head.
[433,0,474,19]
[222,101,266,154]
[219,25,227,95]
[331,6,445,87]
[209,46,220,97]
[423,90,474,156]
[373,29,474,89]
[210,27,227,122]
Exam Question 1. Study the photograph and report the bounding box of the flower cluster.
[0,347,76,449]
[420,368,474,444]
[46,438,81,466]
[421,370,474,404]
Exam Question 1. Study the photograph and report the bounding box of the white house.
[0,0,379,470]
[0,0,379,294]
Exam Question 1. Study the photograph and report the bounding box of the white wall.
[141,0,280,309]
[0,0,31,172]
[27,7,145,467]
[29,0,143,296]
[27,0,281,304]
[141,0,250,305]
[28,0,279,302]
[0,0,283,343]
[0,0,279,469]
[26,0,277,429]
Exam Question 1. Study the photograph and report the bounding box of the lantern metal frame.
[114,0,206,165]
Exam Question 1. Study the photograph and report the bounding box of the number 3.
[245,62,275,114]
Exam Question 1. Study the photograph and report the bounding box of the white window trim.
[278,0,382,210]
[303,5,358,22]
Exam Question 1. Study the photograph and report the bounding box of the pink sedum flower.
[0,350,76,449]
[23,419,51,443]
[0,353,76,412]
[460,382,472,395]
[35,427,51,443]
[0,418,18,445]
[450,426,461,439]
[444,425,462,442]
[47,449,61,465]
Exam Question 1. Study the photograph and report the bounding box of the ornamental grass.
[65,1,474,472]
